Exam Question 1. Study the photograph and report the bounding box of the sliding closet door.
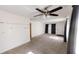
[51,24,56,34]
[45,24,49,33]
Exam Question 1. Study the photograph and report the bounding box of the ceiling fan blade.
[49,6,63,13]
[44,5,52,10]
[34,14,43,17]
[49,14,58,16]
[36,8,45,13]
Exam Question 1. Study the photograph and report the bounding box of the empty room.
[0,5,74,54]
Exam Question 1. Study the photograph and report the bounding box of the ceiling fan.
[34,6,63,17]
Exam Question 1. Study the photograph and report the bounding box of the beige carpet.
[3,34,67,54]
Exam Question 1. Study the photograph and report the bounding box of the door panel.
[51,24,56,34]
[45,24,49,33]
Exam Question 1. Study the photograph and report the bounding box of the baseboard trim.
[56,34,64,37]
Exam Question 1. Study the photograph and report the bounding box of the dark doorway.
[45,24,49,33]
[51,24,56,34]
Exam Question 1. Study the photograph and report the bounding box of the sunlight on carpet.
[27,51,34,54]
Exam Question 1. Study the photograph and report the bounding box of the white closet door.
[0,23,29,52]
[0,23,6,50]
[5,24,27,42]
[0,23,27,49]
[0,23,3,39]
[0,23,5,39]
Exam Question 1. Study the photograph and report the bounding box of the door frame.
[30,22,32,40]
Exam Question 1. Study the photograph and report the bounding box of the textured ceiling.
[0,5,73,22]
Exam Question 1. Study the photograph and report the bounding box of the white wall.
[0,10,30,53]
[56,21,65,35]
[48,24,51,34]
[31,21,44,37]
